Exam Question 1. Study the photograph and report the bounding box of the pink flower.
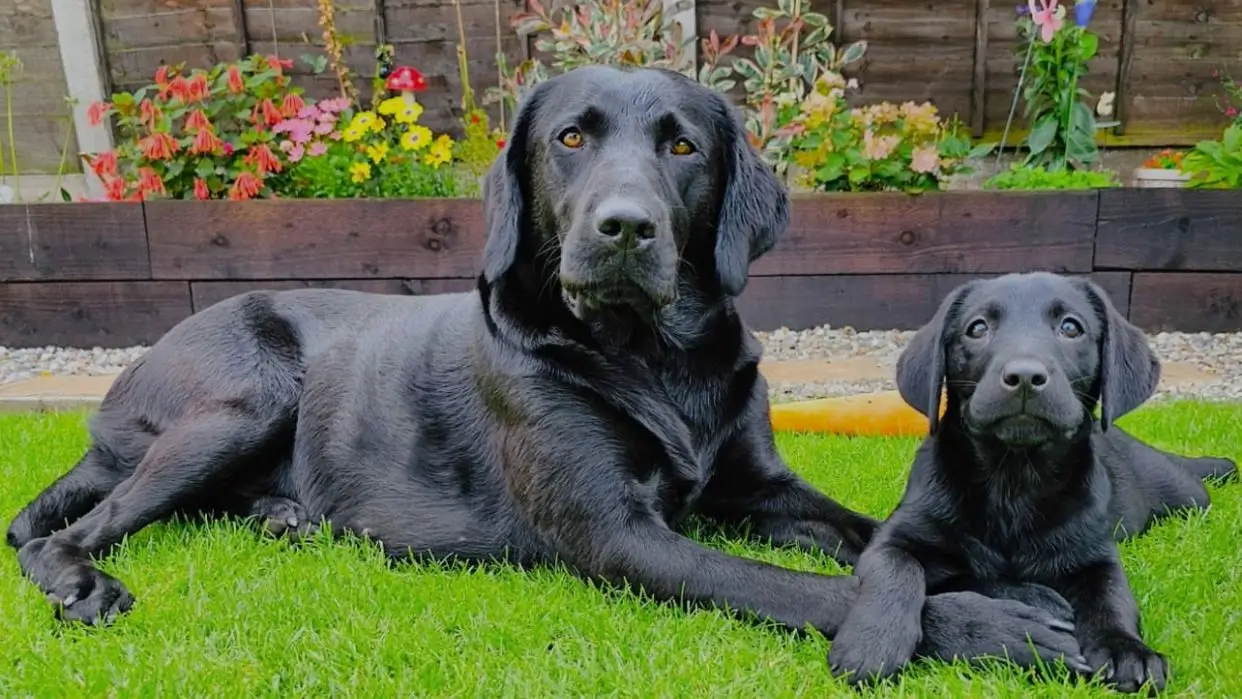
[273,118,314,144]
[910,145,940,174]
[1028,0,1063,43]
[298,105,320,119]
[1227,106,1240,119]
[308,142,328,157]
[313,121,335,135]
[318,97,351,114]
[862,131,899,160]
[287,144,305,162]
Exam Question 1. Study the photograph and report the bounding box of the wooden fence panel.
[0,2,80,174]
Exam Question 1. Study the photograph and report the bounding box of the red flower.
[496,138,506,149]
[227,65,245,94]
[228,170,262,200]
[194,177,211,200]
[280,93,305,118]
[139,132,179,161]
[153,65,172,99]
[167,75,190,102]
[184,109,211,132]
[185,73,211,103]
[223,142,235,156]
[190,127,225,155]
[137,167,167,198]
[88,151,118,178]
[103,176,127,201]
[250,98,283,128]
[244,143,282,175]
[470,114,480,124]
[266,55,294,73]
[87,101,111,126]
[1228,106,1240,119]
[140,99,162,129]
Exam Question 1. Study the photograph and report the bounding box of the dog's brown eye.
[558,128,584,149]
[965,319,989,339]
[671,138,696,156]
[1059,318,1085,338]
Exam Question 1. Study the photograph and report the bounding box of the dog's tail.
[5,447,120,550]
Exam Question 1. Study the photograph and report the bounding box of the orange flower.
[266,55,293,73]
[185,73,211,103]
[139,132,179,161]
[280,93,305,118]
[190,127,225,155]
[252,98,283,128]
[243,143,282,175]
[103,176,127,201]
[227,65,245,94]
[194,178,211,200]
[87,101,111,127]
[87,151,118,178]
[154,65,172,99]
[137,167,166,198]
[184,109,212,132]
[228,170,262,200]
[167,75,190,102]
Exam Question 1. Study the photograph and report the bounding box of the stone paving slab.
[0,358,1227,413]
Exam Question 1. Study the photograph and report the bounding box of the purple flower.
[1016,3,1030,15]
[1075,0,1096,27]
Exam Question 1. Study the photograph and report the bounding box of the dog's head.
[896,272,1160,447]
[480,65,788,325]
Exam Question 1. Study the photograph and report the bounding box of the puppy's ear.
[896,281,977,435]
[714,100,790,296]
[481,85,546,284]
[1077,279,1160,431]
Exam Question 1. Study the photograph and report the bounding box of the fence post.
[664,0,697,75]
[50,0,113,199]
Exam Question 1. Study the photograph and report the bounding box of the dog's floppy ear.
[713,100,790,297]
[1076,278,1160,431]
[481,84,547,284]
[896,281,978,435]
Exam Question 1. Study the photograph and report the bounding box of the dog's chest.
[952,494,1111,583]
[652,367,735,480]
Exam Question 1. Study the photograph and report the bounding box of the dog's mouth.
[984,414,1057,447]
[561,280,675,321]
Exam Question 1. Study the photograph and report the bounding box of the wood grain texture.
[1129,273,1242,333]
[737,271,1132,332]
[190,277,475,311]
[0,281,193,348]
[1095,189,1242,272]
[749,192,1099,276]
[146,199,488,280]
[0,204,149,281]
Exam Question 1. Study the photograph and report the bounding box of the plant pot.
[1132,167,1191,188]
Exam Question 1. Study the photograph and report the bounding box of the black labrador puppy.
[827,272,1237,693]
[8,66,1081,671]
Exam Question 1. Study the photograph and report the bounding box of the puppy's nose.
[594,198,656,244]
[1001,359,1050,392]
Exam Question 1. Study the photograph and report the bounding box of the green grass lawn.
[1,403,1240,698]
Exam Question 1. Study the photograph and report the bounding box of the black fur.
[829,272,1238,693]
[9,67,1085,672]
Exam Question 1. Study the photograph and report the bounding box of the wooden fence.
[1,189,1241,348]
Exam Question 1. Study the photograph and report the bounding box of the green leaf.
[1078,32,1099,61]
[195,160,215,179]
[1070,100,1096,135]
[1223,125,1242,153]
[848,164,870,186]
[802,11,829,28]
[753,6,780,19]
[840,40,867,65]
[1027,114,1059,155]
[968,141,998,159]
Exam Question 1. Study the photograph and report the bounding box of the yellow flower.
[378,96,424,125]
[342,124,365,143]
[400,125,434,152]
[350,111,380,132]
[349,161,372,183]
[366,142,389,164]
[423,135,453,168]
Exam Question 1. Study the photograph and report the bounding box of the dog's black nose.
[1001,359,1050,392]
[594,198,655,244]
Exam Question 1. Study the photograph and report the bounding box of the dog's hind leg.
[15,406,290,625]
[1171,453,1238,484]
[6,446,126,550]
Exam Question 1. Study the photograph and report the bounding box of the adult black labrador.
[827,272,1237,693]
[9,65,1081,671]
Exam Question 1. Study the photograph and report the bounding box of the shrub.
[982,163,1120,190]
[84,55,303,201]
[1181,124,1242,189]
[783,73,986,193]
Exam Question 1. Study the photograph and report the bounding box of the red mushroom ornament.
[385,66,427,107]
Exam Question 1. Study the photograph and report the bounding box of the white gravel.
[3,327,1241,403]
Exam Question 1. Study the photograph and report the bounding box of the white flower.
[1096,91,1116,118]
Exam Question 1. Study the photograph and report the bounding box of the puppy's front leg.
[1060,559,1168,694]
[827,532,926,685]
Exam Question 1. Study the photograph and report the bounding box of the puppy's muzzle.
[1000,358,1050,398]
[593,197,657,251]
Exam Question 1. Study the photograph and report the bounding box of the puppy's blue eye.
[966,319,989,339]
[1059,317,1085,338]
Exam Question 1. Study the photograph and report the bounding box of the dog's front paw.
[828,619,920,686]
[248,495,311,539]
[1086,634,1168,695]
[46,564,135,626]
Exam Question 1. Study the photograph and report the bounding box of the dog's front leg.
[1058,558,1169,694]
[826,528,926,685]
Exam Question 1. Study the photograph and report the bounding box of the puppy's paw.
[1086,634,1168,695]
[828,619,920,686]
[248,496,311,539]
[46,565,135,626]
